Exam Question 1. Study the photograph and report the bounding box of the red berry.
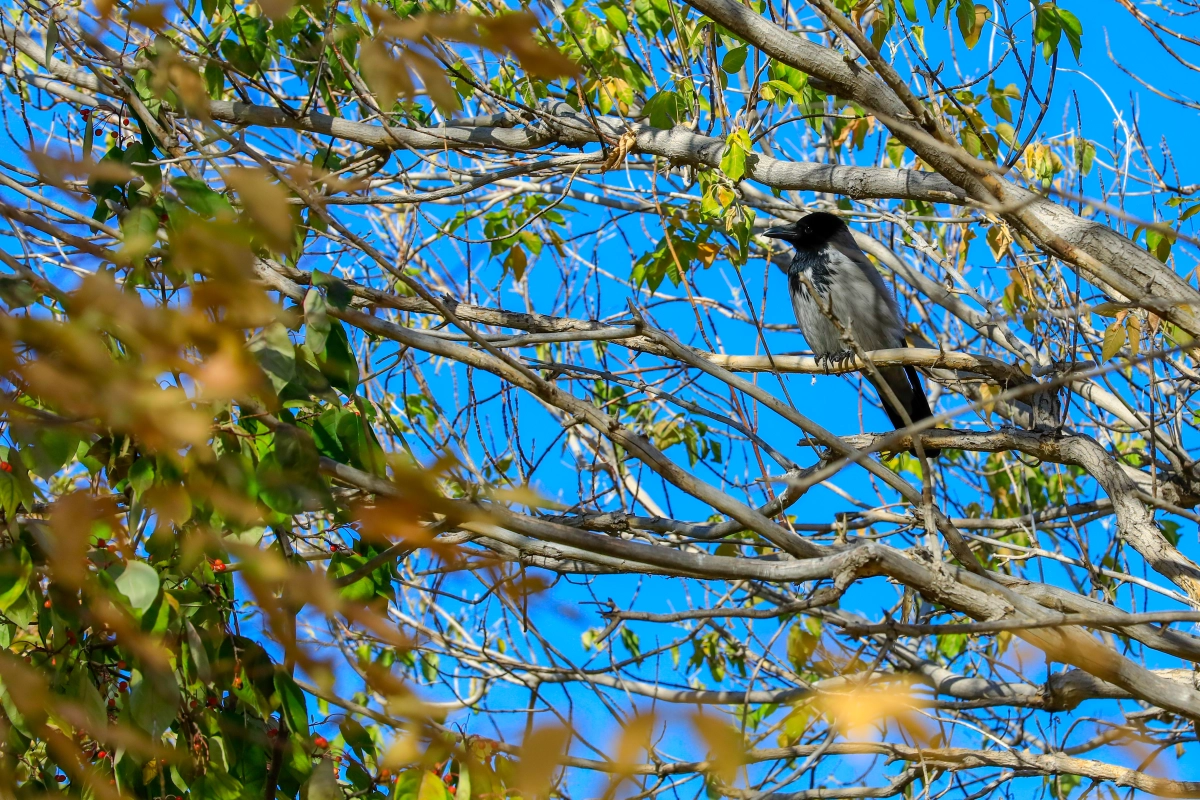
[94,128,102,136]
[0,461,12,472]
[118,681,128,692]
[81,109,90,119]
[122,119,130,126]
[107,699,116,708]
[233,677,243,689]
[96,750,107,759]
[56,775,66,782]
[43,600,51,608]
[190,700,198,709]
[117,660,126,669]
[212,559,225,572]
[313,735,329,749]
[207,697,218,708]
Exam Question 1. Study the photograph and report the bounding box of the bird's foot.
[817,350,855,374]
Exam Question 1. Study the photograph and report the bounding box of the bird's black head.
[762,212,847,250]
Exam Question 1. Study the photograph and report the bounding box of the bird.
[762,211,939,456]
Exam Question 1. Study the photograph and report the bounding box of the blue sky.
[4,0,1199,796]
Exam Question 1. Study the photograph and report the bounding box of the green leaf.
[82,118,95,161]
[960,127,982,157]
[171,176,234,218]
[250,321,296,393]
[641,89,686,129]
[312,269,354,310]
[602,5,629,32]
[13,424,80,479]
[273,669,310,738]
[69,666,107,726]
[911,24,926,56]
[329,551,377,602]
[720,128,753,182]
[899,0,918,21]
[1056,7,1083,61]
[0,472,19,520]
[189,768,243,800]
[419,769,450,800]
[129,669,180,738]
[938,632,967,659]
[786,620,820,670]
[1159,520,1182,547]
[0,278,36,309]
[315,321,359,395]
[44,18,59,68]
[1034,4,1062,61]
[0,546,32,612]
[340,717,375,758]
[304,288,331,355]
[129,457,155,496]
[115,560,161,612]
[955,0,976,41]
[1075,138,1095,176]
[721,45,747,74]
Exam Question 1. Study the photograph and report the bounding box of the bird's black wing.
[826,230,902,316]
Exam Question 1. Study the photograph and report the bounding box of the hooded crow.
[763,212,938,455]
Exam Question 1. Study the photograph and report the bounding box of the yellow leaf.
[987,224,1013,260]
[911,25,926,56]
[418,770,449,800]
[697,243,720,267]
[691,714,744,784]
[1125,315,1142,360]
[811,682,931,744]
[612,714,655,777]
[978,382,999,422]
[962,4,991,49]
[406,51,461,113]
[1101,321,1124,361]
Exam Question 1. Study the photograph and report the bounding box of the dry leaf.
[978,382,1000,422]
[697,243,720,267]
[257,0,295,21]
[354,497,432,546]
[1126,315,1142,359]
[359,38,414,111]
[128,2,168,29]
[514,725,570,799]
[690,713,744,784]
[1101,321,1124,361]
[224,167,295,252]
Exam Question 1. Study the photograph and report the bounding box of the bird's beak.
[761,226,791,240]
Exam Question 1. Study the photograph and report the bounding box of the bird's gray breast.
[787,247,903,354]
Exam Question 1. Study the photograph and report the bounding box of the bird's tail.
[868,366,940,457]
